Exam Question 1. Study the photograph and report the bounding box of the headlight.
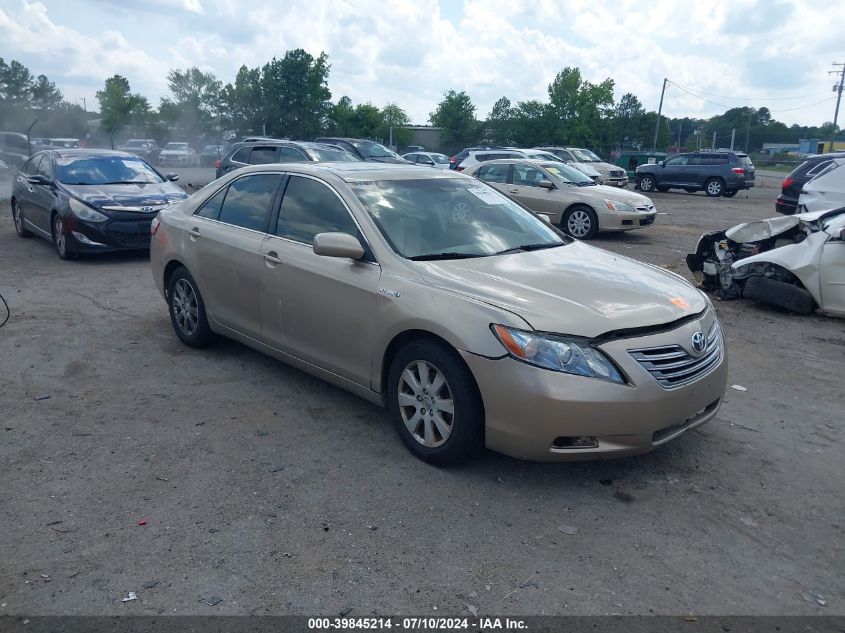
[604,199,635,212]
[69,198,108,222]
[491,324,624,383]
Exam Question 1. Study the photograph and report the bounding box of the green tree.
[379,102,411,147]
[510,100,554,147]
[159,67,223,141]
[547,67,614,147]
[260,49,332,139]
[349,103,382,139]
[613,93,645,148]
[29,75,63,110]
[326,96,355,136]
[484,96,514,145]
[429,90,478,152]
[0,59,33,104]
[95,75,151,134]
[222,65,263,136]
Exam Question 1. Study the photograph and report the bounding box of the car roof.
[230,161,470,183]
[43,149,139,159]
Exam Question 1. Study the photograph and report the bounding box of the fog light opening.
[552,436,598,450]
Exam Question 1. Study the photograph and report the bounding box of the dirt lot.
[0,172,842,617]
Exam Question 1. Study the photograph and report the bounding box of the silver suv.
[535,147,628,187]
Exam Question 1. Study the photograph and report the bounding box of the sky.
[1,0,843,127]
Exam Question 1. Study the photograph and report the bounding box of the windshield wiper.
[408,252,485,261]
[100,180,154,185]
[494,242,565,255]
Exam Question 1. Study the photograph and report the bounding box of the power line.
[667,79,835,114]
[667,81,829,102]
[769,96,836,113]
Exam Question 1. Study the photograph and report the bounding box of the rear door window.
[477,163,511,183]
[217,174,282,231]
[248,146,278,165]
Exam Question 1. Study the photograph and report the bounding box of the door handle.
[262,251,283,264]
[187,227,201,238]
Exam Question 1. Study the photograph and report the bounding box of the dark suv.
[775,152,845,214]
[215,140,361,178]
[313,137,408,163]
[635,151,755,197]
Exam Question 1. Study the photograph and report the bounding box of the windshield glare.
[57,156,165,185]
[541,162,594,185]
[432,154,449,164]
[351,178,564,258]
[353,141,394,158]
[571,148,601,162]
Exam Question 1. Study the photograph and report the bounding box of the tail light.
[151,217,161,236]
[449,156,457,164]
[214,159,221,169]
[783,176,794,189]
[731,167,745,175]
[456,166,465,171]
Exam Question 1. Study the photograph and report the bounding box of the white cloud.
[1,0,843,127]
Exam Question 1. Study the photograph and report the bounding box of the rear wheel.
[637,174,656,192]
[11,199,33,237]
[722,189,738,198]
[167,267,216,347]
[562,205,599,239]
[387,340,484,466]
[705,178,725,197]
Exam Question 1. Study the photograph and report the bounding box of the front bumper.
[602,211,657,231]
[460,313,728,461]
[62,213,155,253]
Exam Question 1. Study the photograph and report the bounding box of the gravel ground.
[0,171,842,617]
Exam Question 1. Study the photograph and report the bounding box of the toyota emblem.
[690,331,706,355]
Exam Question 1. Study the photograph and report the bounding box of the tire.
[637,174,656,192]
[705,178,725,197]
[387,340,484,466]
[722,189,738,198]
[167,267,216,347]
[743,276,816,315]
[562,205,599,239]
[52,214,76,260]
[11,199,33,237]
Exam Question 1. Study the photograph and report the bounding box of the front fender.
[731,231,828,303]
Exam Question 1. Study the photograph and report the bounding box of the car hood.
[365,156,410,164]
[64,182,187,209]
[416,241,706,337]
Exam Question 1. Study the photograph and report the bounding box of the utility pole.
[744,112,752,153]
[712,131,716,151]
[652,78,667,153]
[79,97,86,112]
[828,62,845,153]
[677,124,682,152]
[730,128,736,151]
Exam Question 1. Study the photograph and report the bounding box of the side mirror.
[657,161,665,167]
[165,173,179,182]
[538,179,555,189]
[313,232,365,259]
[27,174,52,186]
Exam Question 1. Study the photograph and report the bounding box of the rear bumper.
[459,314,728,461]
[776,195,797,215]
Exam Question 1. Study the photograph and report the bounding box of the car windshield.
[351,178,566,259]
[306,146,363,162]
[526,151,563,162]
[541,162,595,185]
[570,148,602,162]
[352,141,395,158]
[56,156,165,185]
[165,143,187,150]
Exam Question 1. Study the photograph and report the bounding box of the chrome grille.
[610,169,625,177]
[628,322,722,389]
[635,203,655,212]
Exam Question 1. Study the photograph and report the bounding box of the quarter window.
[217,174,282,231]
[275,176,361,245]
[231,147,251,163]
[196,186,227,220]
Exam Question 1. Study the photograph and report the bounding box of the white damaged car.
[686,208,845,317]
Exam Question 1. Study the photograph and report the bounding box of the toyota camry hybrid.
[150,163,728,465]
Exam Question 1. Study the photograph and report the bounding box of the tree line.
[0,52,838,156]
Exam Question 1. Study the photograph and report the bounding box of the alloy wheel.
[172,278,199,337]
[707,180,723,196]
[12,201,23,233]
[566,209,592,238]
[54,217,66,257]
[639,176,654,192]
[397,360,454,448]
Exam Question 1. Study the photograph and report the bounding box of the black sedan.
[11,149,188,259]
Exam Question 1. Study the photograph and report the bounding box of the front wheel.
[11,199,33,237]
[387,340,484,466]
[52,215,76,260]
[637,174,656,192]
[562,205,599,239]
[705,178,725,197]
[167,267,216,347]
